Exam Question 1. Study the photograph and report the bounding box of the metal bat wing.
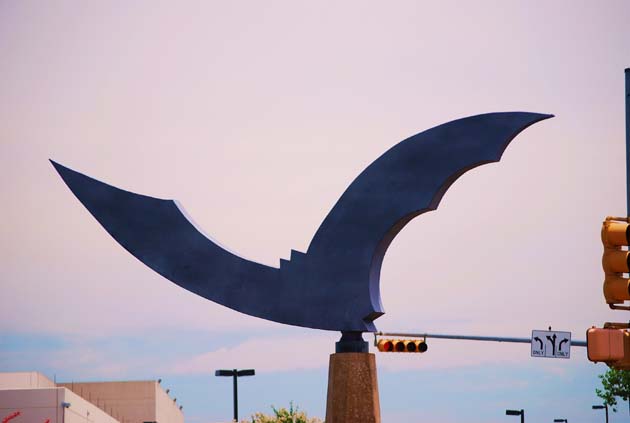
[51,111,552,332]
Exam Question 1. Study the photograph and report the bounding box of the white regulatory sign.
[531,330,571,359]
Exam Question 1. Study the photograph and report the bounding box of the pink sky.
[2,1,630,422]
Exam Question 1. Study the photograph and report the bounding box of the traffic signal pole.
[626,68,630,215]
[587,69,630,369]
[375,331,587,347]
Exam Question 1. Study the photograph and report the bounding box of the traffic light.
[602,217,630,310]
[586,325,630,370]
[376,338,427,353]
[588,217,630,368]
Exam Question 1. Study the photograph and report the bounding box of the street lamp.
[553,419,567,423]
[215,368,255,422]
[592,404,609,423]
[506,409,524,423]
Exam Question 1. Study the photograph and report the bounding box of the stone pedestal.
[325,352,381,423]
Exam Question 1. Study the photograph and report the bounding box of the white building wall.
[0,387,119,423]
[60,381,183,423]
[155,384,184,423]
[63,388,121,423]
[0,372,55,389]
[0,373,183,423]
[59,381,156,423]
[0,388,61,423]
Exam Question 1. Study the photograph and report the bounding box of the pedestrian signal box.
[376,338,427,353]
[587,325,630,370]
[602,217,630,310]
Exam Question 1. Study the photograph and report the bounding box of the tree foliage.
[243,402,323,423]
[596,368,630,412]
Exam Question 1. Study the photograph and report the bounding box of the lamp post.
[506,409,524,423]
[553,419,567,423]
[593,404,609,423]
[215,369,255,422]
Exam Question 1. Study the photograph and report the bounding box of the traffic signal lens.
[377,340,394,352]
[603,249,630,273]
[602,221,630,247]
[601,218,630,309]
[604,275,630,303]
[376,338,428,353]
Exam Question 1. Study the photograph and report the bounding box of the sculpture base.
[325,352,381,423]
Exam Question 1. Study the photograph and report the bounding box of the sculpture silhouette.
[51,112,552,332]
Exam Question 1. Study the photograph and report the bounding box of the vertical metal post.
[625,68,629,216]
[233,369,238,422]
[216,368,254,422]
[521,409,525,423]
[605,403,609,423]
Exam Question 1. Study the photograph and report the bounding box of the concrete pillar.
[325,352,381,423]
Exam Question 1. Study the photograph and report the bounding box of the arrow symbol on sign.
[558,338,569,351]
[546,334,557,356]
[533,337,543,350]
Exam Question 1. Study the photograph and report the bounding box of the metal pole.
[233,369,238,422]
[521,409,524,423]
[378,331,530,343]
[626,68,629,215]
[375,331,587,347]
[605,403,609,423]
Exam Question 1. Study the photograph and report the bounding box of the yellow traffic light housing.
[602,217,630,310]
[376,338,427,353]
[587,324,630,370]
[586,327,625,363]
[376,339,394,352]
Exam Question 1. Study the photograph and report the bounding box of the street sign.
[531,330,571,359]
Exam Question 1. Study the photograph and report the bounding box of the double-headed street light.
[593,404,609,423]
[506,409,524,423]
[215,368,255,422]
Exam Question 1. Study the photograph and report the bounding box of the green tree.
[596,368,630,412]
[243,402,323,423]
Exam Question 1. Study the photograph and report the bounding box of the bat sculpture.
[52,112,552,333]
